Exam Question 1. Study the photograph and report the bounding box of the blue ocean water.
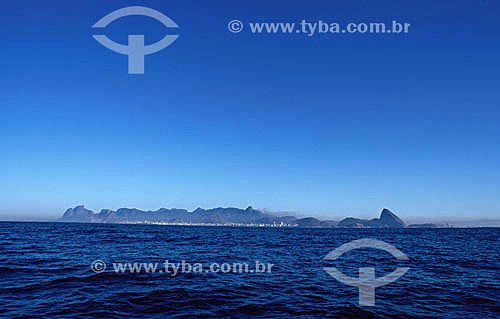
[0,222,498,318]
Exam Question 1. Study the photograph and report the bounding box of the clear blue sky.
[1,0,499,219]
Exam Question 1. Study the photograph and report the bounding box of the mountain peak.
[60,205,94,222]
[337,208,406,228]
[380,208,396,218]
[379,208,406,227]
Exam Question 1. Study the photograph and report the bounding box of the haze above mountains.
[59,205,444,228]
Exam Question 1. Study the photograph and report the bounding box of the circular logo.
[91,260,107,273]
[228,20,243,33]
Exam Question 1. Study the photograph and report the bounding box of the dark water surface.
[0,222,498,318]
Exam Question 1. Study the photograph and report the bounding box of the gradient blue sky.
[2,0,499,219]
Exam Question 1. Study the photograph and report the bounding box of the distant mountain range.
[59,205,297,225]
[59,206,442,228]
[336,208,406,228]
